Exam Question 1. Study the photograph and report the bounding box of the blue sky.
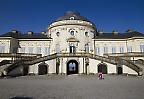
[0,0,144,34]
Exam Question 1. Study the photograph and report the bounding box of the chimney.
[99,31,103,35]
[126,29,133,33]
[11,30,18,33]
[41,31,46,35]
[11,30,19,38]
[27,31,33,35]
[112,30,118,35]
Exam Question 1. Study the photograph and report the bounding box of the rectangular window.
[20,47,25,53]
[36,47,41,54]
[13,47,17,53]
[56,44,60,53]
[140,45,144,52]
[70,46,76,53]
[120,46,124,53]
[0,46,5,53]
[85,44,89,53]
[128,46,132,52]
[112,47,116,53]
[45,47,50,55]
[95,47,100,55]
[103,46,108,54]
[28,47,33,53]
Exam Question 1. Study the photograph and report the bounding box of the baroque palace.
[0,11,144,76]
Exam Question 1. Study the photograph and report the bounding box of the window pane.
[85,44,89,53]
[70,31,74,36]
[120,46,124,53]
[104,46,108,54]
[112,47,116,53]
[96,47,100,55]
[20,47,25,53]
[140,45,144,52]
[70,45,76,53]
[45,47,50,55]
[128,46,132,52]
[28,47,33,53]
[0,46,5,53]
[37,47,41,54]
[56,44,60,53]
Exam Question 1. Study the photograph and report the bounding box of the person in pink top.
[98,72,104,80]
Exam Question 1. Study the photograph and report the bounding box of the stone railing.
[122,59,142,74]
[104,52,144,57]
[3,52,143,75]
[0,60,13,66]
[0,53,41,61]
[48,20,94,29]
[5,60,23,73]
[24,52,116,65]
[25,52,142,74]
[134,59,144,65]
[106,55,142,75]
[0,53,41,57]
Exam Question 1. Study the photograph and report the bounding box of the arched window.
[56,32,60,36]
[70,17,75,20]
[70,31,75,36]
[85,32,89,37]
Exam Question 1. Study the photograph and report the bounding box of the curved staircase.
[1,53,143,76]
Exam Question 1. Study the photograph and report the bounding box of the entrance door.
[85,63,89,74]
[117,67,123,74]
[67,60,78,75]
[38,64,48,75]
[98,63,107,74]
[56,64,59,74]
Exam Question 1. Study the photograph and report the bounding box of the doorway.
[38,63,48,75]
[117,67,123,74]
[98,63,107,74]
[67,60,78,75]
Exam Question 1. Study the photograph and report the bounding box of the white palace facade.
[0,11,144,76]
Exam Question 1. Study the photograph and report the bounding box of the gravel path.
[0,75,144,99]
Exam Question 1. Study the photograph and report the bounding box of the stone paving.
[0,75,144,99]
